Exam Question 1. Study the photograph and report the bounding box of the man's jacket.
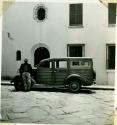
[20,63,32,75]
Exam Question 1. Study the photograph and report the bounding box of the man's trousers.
[22,72,31,91]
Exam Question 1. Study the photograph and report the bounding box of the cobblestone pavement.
[1,85,114,125]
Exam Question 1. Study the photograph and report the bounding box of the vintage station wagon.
[13,57,96,92]
[36,57,96,92]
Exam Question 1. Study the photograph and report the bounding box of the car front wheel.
[68,79,81,93]
[14,80,24,91]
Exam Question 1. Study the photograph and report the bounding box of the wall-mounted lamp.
[7,32,13,40]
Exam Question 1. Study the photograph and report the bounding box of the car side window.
[55,61,67,69]
[70,60,90,68]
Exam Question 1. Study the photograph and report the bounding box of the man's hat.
[24,58,28,62]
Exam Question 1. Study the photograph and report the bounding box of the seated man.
[19,58,32,91]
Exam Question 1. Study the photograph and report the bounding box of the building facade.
[2,0,116,85]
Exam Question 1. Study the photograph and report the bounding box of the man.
[19,58,32,91]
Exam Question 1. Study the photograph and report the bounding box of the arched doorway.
[34,47,50,66]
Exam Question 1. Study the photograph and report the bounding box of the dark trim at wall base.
[1,76,13,80]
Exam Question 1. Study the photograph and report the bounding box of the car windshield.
[39,61,52,68]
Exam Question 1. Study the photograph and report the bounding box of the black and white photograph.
[0,0,117,124]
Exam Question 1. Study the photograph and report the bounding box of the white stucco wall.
[2,0,115,85]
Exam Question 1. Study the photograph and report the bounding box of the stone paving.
[0,85,114,125]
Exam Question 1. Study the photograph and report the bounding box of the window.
[70,60,90,69]
[107,44,115,69]
[108,3,116,25]
[40,61,52,68]
[55,61,67,69]
[67,44,85,57]
[16,50,21,61]
[37,7,46,20]
[34,5,47,22]
[69,4,83,26]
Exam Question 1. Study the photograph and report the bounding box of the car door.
[37,60,54,84]
[54,60,68,85]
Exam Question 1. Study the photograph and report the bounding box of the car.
[36,57,96,92]
[12,57,96,92]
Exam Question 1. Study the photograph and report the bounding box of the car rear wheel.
[68,79,81,93]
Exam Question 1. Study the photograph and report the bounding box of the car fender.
[65,74,84,84]
[11,75,22,84]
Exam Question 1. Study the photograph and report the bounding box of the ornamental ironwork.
[34,4,47,22]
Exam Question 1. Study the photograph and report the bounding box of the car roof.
[39,57,93,63]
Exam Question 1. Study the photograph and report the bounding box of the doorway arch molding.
[31,43,51,67]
